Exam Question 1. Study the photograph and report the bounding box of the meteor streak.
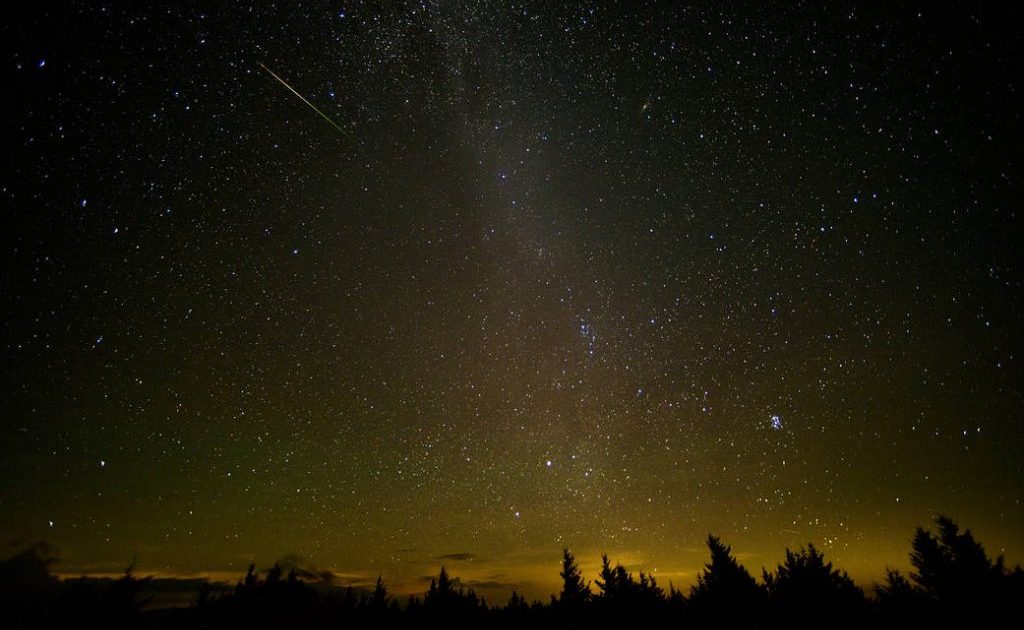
[259,62,348,136]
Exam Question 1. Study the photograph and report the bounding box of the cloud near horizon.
[434,552,480,562]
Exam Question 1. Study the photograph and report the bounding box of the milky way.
[2,2,1021,599]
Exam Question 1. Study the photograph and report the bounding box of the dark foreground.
[2,516,1021,628]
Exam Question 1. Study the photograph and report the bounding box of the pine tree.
[637,571,664,606]
[507,590,527,610]
[689,534,763,617]
[599,555,633,597]
[910,515,1006,611]
[369,575,388,612]
[763,543,864,618]
[595,554,615,597]
[426,566,455,608]
[557,548,591,606]
[875,568,923,619]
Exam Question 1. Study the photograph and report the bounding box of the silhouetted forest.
[2,516,1021,627]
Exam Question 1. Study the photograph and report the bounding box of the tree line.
[2,515,1021,626]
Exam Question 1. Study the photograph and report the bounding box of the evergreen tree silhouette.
[503,589,530,625]
[425,565,454,609]
[763,543,865,620]
[237,563,258,598]
[556,548,591,607]
[875,568,915,601]
[909,514,1013,619]
[664,581,687,621]
[368,575,388,613]
[422,565,484,619]
[875,568,924,621]
[507,590,527,610]
[265,562,283,586]
[595,554,637,601]
[594,554,615,598]
[667,583,686,607]
[593,553,664,619]
[689,534,764,620]
[637,571,664,608]
[7,520,1022,626]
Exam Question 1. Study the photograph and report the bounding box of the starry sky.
[3,1,1022,600]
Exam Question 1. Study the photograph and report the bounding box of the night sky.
[3,2,1022,600]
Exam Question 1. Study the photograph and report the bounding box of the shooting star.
[258,62,349,137]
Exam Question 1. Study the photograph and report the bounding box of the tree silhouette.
[503,590,530,624]
[0,546,59,624]
[236,563,258,599]
[507,590,527,610]
[876,568,915,600]
[556,548,591,607]
[874,568,924,621]
[423,565,485,619]
[763,543,865,619]
[909,514,1014,618]
[636,570,664,607]
[102,560,151,621]
[368,575,389,612]
[667,583,686,609]
[2,516,1019,626]
[425,565,455,609]
[688,534,764,620]
[592,553,667,619]
[595,554,635,601]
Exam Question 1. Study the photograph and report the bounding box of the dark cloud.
[463,579,526,590]
[330,575,376,589]
[272,554,335,584]
[434,552,478,562]
[415,572,524,591]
